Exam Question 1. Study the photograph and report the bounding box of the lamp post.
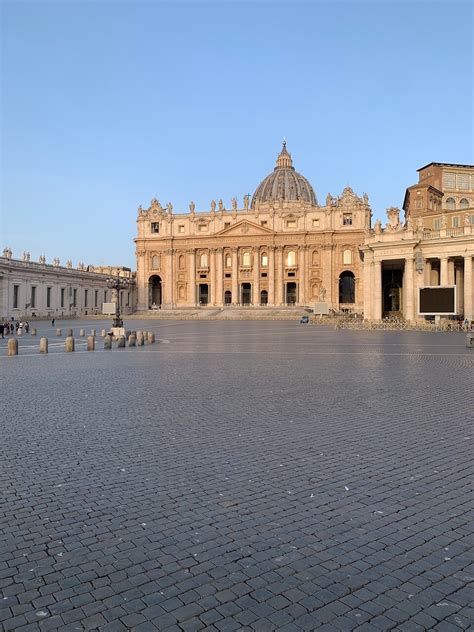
[106,274,130,329]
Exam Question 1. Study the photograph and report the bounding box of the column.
[362,253,372,320]
[457,265,464,316]
[164,249,174,307]
[424,259,432,286]
[276,247,284,305]
[440,257,449,285]
[210,249,216,306]
[373,260,382,320]
[216,248,223,306]
[464,255,473,321]
[404,257,414,322]
[298,247,306,305]
[268,247,275,305]
[188,249,196,306]
[447,259,455,285]
[253,248,260,305]
[231,248,238,305]
[137,252,148,310]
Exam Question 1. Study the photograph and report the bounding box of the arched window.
[261,252,268,267]
[200,252,208,267]
[178,285,185,299]
[312,250,319,266]
[224,290,232,304]
[178,255,185,270]
[151,255,159,269]
[242,251,251,267]
[225,253,232,268]
[460,198,469,209]
[286,250,296,266]
[343,249,352,265]
[339,271,355,304]
[446,197,456,210]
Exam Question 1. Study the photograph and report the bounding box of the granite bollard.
[31,328,37,336]
[39,337,48,354]
[117,336,126,348]
[91,328,96,337]
[136,331,144,346]
[87,336,95,351]
[147,332,155,344]
[101,329,106,337]
[7,338,18,356]
[79,328,85,337]
[128,334,136,347]
[56,328,62,336]
[104,336,112,349]
[65,336,75,352]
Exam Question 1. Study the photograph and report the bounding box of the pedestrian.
[10,322,14,334]
[51,318,55,326]
[25,321,29,334]
[0,322,4,339]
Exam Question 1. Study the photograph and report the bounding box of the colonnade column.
[164,249,174,307]
[363,253,372,320]
[404,257,414,322]
[276,247,284,305]
[373,260,382,320]
[447,259,455,285]
[231,248,239,305]
[464,255,473,321]
[440,256,449,285]
[216,248,223,306]
[188,249,196,306]
[299,247,306,305]
[253,248,260,306]
[210,249,216,306]
[268,247,275,305]
[424,259,432,286]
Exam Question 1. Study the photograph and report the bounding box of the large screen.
[419,286,456,315]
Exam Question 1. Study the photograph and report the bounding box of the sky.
[1,0,473,269]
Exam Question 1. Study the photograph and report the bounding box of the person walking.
[51,318,55,326]
[0,322,4,339]
[25,321,30,334]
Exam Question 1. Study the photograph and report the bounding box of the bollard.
[7,338,18,356]
[117,336,126,348]
[128,334,136,347]
[125,330,131,339]
[31,328,37,336]
[87,335,95,351]
[65,336,75,352]
[79,328,85,337]
[91,328,96,337]
[147,332,155,344]
[101,329,106,337]
[136,331,144,346]
[39,337,48,354]
[104,336,112,349]
[56,328,62,336]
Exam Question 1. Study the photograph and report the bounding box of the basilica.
[135,142,370,313]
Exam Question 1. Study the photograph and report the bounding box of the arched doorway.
[339,271,355,304]
[286,282,297,305]
[149,275,162,308]
[224,290,232,305]
[241,283,251,305]
[260,290,268,305]
[199,284,209,305]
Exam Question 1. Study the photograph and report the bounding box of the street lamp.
[106,274,130,329]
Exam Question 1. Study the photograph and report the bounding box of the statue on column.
[218,199,224,211]
[374,218,382,234]
[231,197,237,211]
[243,194,250,210]
[210,199,216,212]
[189,201,195,213]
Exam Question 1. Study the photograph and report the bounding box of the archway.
[224,290,232,305]
[260,290,268,305]
[286,282,297,305]
[241,283,251,305]
[149,275,162,308]
[339,271,355,304]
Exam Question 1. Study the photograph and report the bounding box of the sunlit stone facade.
[135,143,369,311]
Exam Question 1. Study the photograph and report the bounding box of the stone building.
[361,163,474,321]
[135,142,370,311]
[0,250,136,319]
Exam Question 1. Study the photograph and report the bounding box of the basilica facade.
[135,143,370,312]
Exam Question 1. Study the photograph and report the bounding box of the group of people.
[0,319,30,338]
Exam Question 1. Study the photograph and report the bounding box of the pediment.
[216,219,275,236]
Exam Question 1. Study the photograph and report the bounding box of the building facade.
[361,163,474,321]
[135,143,370,312]
[0,250,136,319]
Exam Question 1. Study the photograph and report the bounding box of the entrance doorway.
[224,290,232,305]
[382,267,403,317]
[149,275,162,307]
[199,284,209,305]
[339,271,355,304]
[241,283,251,305]
[260,290,268,305]
[286,282,297,305]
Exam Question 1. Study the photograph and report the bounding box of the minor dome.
[251,142,317,208]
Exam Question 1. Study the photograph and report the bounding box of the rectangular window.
[61,288,65,308]
[46,287,52,308]
[198,224,208,232]
[470,215,474,225]
[286,220,297,228]
[260,220,268,226]
[73,289,77,307]
[261,272,268,278]
[151,222,160,233]
[452,216,460,228]
[457,173,469,190]
[433,218,441,229]
[84,289,88,307]
[178,225,185,233]
[343,213,353,225]
[225,273,231,278]
[13,285,19,309]
[224,222,231,229]
[443,172,456,189]
[95,290,98,307]
[31,286,36,308]
[312,219,320,227]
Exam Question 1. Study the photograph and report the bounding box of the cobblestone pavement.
[1,321,473,631]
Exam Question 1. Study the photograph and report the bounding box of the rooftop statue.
[231,197,237,211]
[243,194,249,210]
[189,201,195,213]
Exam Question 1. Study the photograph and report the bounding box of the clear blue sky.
[2,1,473,269]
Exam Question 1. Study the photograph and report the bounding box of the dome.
[251,142,317,208]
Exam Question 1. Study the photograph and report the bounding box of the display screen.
[419,287,456,314]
